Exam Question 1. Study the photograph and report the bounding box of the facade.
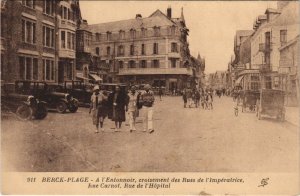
[1,0,81,84]
[83,8,196,91]
[278,35,299,106]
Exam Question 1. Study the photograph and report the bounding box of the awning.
[235,76,244,85]
[89,74,102,81]
[76,73,90,81]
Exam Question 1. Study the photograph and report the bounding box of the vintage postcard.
[1,0,299,195]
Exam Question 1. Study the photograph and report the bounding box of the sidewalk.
[285,106,299,126]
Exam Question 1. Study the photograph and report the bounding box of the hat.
[144,84,151,90]
[131,85,136,90]
[93,85,100,91]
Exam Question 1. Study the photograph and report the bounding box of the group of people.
[182,88,213,110]
[89,84,155,134]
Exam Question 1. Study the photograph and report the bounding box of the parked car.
[1,82,48,120]
[57,80,93,107]
[15,81,79,113]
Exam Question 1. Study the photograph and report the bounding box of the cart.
[241,90,260,112]
[256,89,285,121]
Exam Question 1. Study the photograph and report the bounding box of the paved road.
[1,95,299,172]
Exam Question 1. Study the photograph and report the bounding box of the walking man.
[140,84,155,133]
[182,88,187,108]
[127,85,138,132]
[158,86,163,101]
[89,85,108,133]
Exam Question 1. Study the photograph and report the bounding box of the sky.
[79,1,278,74]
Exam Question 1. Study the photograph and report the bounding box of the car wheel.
[16,104,33,120]
[34,104,48,119]
[56,102,67,113]
[68,104,78,113]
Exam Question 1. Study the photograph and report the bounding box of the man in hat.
[127,85,139,132]
[89,85,108,133]
[139,84,155,133]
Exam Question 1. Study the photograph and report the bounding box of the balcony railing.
[259,43,272,53]
[278,66,298,74]
[258,64,271,72]
[118,67,193,76]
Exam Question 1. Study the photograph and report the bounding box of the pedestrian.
[108,85,128,131]
[89,85,108,133]
[195,89,201,108]
[186,88,193,108]
[139,84,155,133]
[182,88,187,108]
[158,86,163,101]
[127,85,139,132]
[207,91,213,110]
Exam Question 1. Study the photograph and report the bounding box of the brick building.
[1,0,81,84]
[81,7,196,91]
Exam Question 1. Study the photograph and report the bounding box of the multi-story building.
[278,35,299,106]
[83,7,193,91]
[1,0,81,84]
[250,1,299,89]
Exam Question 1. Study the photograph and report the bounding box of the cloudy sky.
[79,1,277,74]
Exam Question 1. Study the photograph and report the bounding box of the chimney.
[136,14,142,19]
[167,6,172,18]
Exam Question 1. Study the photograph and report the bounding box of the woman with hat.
[89,85,108,133]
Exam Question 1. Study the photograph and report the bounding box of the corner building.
[1,0,81,84]
[85,8,192,91]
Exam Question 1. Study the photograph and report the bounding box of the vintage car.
[15,81,79,113]
[56,80,93,107]
[1,82,48,120]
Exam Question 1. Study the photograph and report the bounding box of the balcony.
[259,43,272,53]
[118,68,193,76]
[168,51,180,58]
[278,66,298,75]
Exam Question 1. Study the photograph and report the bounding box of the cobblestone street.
[2,96,299,172]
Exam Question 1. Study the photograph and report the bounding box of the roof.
[86,9,176,33]
[265,8,281,14]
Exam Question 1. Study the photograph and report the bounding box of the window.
[22,0,35,9]
[130,29,136,39]
[118,45,124,56]
[171,42,178,52]
[95,47,100,55]
[152,60,159,68]
[106,46,111,56]
[170,26,176,35]
[140,60,147,68]
[67,32,72,49]
[61,31,66,48]
[43,59,54,81]
[128,60,136,68]
[22,19,36,44]
[153,43,158,54]
[130,45,134,55]
[153,26,160,36]
[95,33,101,41]
[118,61,124,69]
[19,56,38,80]
[141,44,145,55]
[280,30,287,45]
[119,30,125,39]
[43,26,54,48]
[61,6,69,20]
[141,28,147,37]
[43,0,54,16]
[170,58,176,68]
[106,32,112,41]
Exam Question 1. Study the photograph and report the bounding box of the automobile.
[15,81,79,113]
[57,80,93,107]
[1,82,48,120]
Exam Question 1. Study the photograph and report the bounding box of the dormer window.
[106,31,112,41]
[141,27,147,37]
[95,33,101,41]
[130,29,136,39]
[119,30,125,39]
[153,26,160,36]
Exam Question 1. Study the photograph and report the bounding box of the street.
[1,95,299,172]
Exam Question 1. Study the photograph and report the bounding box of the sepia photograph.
[0,0,299,194]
